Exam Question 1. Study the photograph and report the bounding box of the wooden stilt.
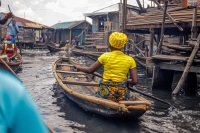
[191,7,198,40]
[149,28,154,57]
[172,34,200,95]
[157,34,161,48]
[157,0,168,55]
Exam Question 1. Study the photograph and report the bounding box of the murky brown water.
[17,49,200,133]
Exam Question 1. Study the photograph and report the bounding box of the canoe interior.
[53,57,151,119]
[0,53,22,72]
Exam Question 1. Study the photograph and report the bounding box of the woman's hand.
[74,65,80,71]
[5,13,13,19]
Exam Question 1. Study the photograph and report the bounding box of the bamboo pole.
[172,34,200,95]
[151,0,183,31]
[157,0,168,55]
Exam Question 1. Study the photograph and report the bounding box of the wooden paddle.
[128,86,175,109]
[0,55,22,82]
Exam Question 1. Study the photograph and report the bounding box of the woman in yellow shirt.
[75,32,138,102]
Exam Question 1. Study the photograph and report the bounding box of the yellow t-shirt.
[98,50,136,82]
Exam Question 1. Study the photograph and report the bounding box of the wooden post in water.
[122,0,127,33]
[172,34,200,95]
[149,28,154,57]
[191,7,197,40]
[157,0,168,55]
[157,34,161,48]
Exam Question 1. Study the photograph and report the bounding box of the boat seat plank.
[56,63,73,67]
[0,55,8,59]
[56,70,87,75]
[62,80,99,86]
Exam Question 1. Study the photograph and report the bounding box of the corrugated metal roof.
[51,20,87,29]
[84,3,141,17]
[0,12,49,29]
[94,3,119,13]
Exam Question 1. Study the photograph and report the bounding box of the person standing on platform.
[7,19,19,45]
[74,35,79,46]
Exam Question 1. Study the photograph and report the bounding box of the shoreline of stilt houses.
[80,2,200,96]
[1,1,200,96]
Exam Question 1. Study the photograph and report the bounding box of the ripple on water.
[16,50,200,133]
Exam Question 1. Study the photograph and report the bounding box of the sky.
[1,0,151,27]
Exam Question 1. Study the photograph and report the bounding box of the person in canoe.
[1,36,18,63]
[61,40,70,51]
[74,32,138,102]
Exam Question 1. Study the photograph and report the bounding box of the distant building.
[51,20,92,45]
[83,3,141,32]
[0,12,51,47]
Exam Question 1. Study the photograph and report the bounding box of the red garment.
[2,44,17,57]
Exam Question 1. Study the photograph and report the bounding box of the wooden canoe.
[0,53,22,72]
[52,57,151,119]
[47,44,63,52]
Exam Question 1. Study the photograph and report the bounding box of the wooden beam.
[151,0,183,31]
[172,34,200,95]
[134,58,146,68]
[157,0,168,55]
[164,44,192,51]
[126,22,191,30]
[152,55,188,61]
[159,63,200,73]
[136,0,145,13]
[62,80,99,86]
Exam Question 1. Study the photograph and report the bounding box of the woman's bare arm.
[74,61,102,74]
[128,68,138,85]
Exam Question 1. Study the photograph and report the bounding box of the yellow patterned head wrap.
[109,32,128,49]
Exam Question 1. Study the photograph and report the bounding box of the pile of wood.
[127,6,200,26]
